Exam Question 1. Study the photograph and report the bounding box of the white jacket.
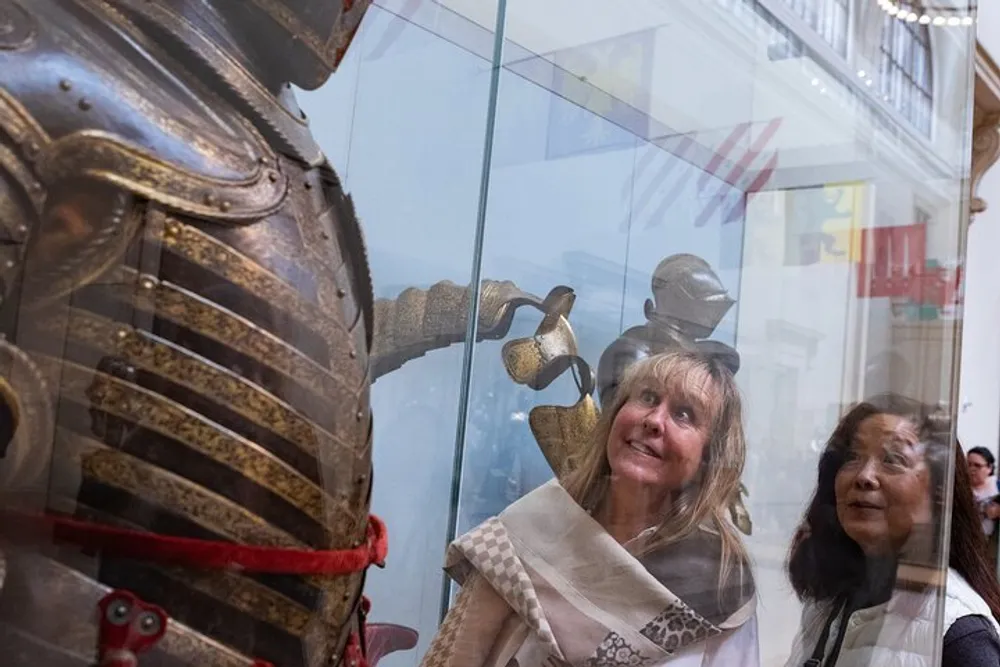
[783,568,1000,667]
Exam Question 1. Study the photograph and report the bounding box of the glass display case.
[303,1,980,665]
[0,0,979,666]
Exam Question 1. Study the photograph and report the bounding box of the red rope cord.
[0,510,387,575]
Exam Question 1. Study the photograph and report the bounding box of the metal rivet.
[320,231,329,240]
[356,474,365,484]
[220,201,232,212]
[165,222,179,235]
[141,279,154,290]
[59,79,72,91]
[4,260,13,269]
[78,98,92,111]
[258,156,269,166]
[304,181,313,190]
[268,171,278,183]
[204,194,216,206]
[355,410,363,421]
[342,592,351,601]
[16,225,27,235]
[110,215,122,225]
[349,349,356,359]
[336,288,346,298]
[116,330,128,340]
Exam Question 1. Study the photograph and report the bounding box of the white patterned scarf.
[419,480,758,667]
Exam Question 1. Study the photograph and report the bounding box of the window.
[713,0,806,61]
[879,12,934,136]
[783,0,850,56]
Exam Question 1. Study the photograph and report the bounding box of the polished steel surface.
[0,0,375,664]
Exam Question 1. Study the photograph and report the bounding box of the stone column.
[970,107,1000,219]
[972,44,1000,221]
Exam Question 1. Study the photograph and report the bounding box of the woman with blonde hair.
[420,350,759,667]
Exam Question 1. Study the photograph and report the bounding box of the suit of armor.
[0,0,380,665]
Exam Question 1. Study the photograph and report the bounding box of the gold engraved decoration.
[160,564,314,637]
[0,141,44,213]
[36,132,286,221]
[113,268,360,426]
[55,430,304,549]
[152,218,353,359]
[0,338,54,490]
[526,398,600,479]
[373,278,598,479]
[36,356,342,539]
[48,308,359,489]
[22,189,140,307]
[372,280,565,378]
[498,288,599,480]
[0,85,50,230]
[0,87,51,148]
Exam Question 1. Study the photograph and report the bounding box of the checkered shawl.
[419,480,758,667]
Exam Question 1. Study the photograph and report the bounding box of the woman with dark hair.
[968,446,1000,542]
[784,393,1000,667]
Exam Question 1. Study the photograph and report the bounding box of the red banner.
[856,224,962,309]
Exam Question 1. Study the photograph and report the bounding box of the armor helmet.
[596,255,740,409]
[643,253,735,339]
[246,0,371,89]
[595,327,741,411]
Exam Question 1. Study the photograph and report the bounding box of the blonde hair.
[563,350,750,589]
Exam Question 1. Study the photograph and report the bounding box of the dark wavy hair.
[786,393,1000,621]
[968,446,996,476]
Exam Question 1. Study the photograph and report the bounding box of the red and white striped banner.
[624,118,782,230]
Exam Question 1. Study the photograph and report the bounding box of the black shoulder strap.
[804,599,848,667]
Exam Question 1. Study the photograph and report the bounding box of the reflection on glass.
[880,13,934,136]
[785,395,1000,666]
[300,0,979,665]
[783,0,849,55]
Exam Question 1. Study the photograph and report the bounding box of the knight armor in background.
[596,254,739,410]
[0,0,383,665]
[497,253,753,535]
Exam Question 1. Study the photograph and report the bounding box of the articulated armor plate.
[247,0,370,76]
[0,1,375,666]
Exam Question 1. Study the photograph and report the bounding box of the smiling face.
[835,413,931,555]
[605,367,718,496]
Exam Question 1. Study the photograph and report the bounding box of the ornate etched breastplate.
[2,159,374,667]
[0,2,376,665]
